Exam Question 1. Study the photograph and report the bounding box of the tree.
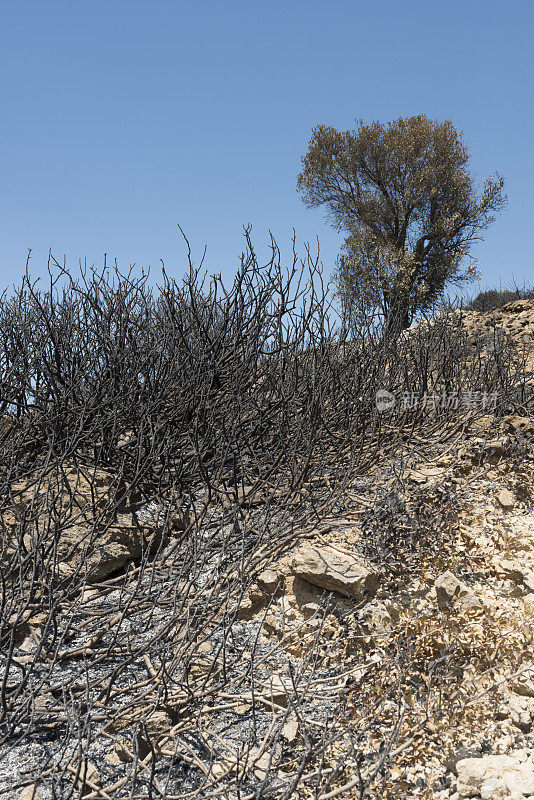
[297,115,506,337]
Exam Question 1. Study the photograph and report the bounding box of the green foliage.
[297,115,506,336]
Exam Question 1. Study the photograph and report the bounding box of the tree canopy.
[297,115,506,335]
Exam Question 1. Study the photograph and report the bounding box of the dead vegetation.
[0,235,532,799]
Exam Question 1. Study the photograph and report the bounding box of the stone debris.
[251,751,272,780]
[1,300,533,800]
[104,744,131,765]
[456,755,534,798]
[17,787,44,800]
[498,489,516,510]
[56,518,165,582]
[290,543,380,600]
[2,466,169,582]
[502,415,534,437]
[490,557,526,583]
[281,712,299,742]
[511,668,534,699]
[136,710,174,758]
[434,570,482,612]
[256,568,282,593]
[497,694,534,733]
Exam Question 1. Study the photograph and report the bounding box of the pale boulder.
[290,544,380,600]
[497,488,515,510]
[456,755,534,798]
[57,518,165,583]
[511,668,534,699]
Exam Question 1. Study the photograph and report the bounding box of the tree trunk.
[383,296,411,342]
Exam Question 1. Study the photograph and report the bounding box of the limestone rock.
[262,605,298,640]
[18,787,44,800]
[490,557,524,583]
[240,674,292,709]
[284,574,330,609]
[484,439,507,459]
[524,593,534,614]
[511,668,534,698]
[211,758,236,779]
[290,544,380,600]
[252,751,272,780]
[237,585,271,619]
[137,710,174,758]
[256,568,282,593]
[3,465,164,583]
[300,601,321,618]
[281,712,299,742]
[248,744,282,780]
[456,755,534,798]
[434,571,481,612]
[472,413,497,430]
[104,741,137,764]
[57,518,165,583]
[444,744,484,774]
[237,593,259,619]
[500,694,534,732]
[479,776,508,798]
[504,768,534,796]
[265,674,291,707]
[361,600,393,632]
[497,488,516,510]
[502,415,534,437]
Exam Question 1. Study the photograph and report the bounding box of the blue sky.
[1,0,533,294]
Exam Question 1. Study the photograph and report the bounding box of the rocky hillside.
[457,299,534,373]
[233,411,534,799]
[1,295,532,800]
[459,298,534,346]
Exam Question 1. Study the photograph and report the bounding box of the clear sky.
[1,0,533,294]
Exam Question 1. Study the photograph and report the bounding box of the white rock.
[511,668,534,698]
[491,557,524,583]
[281,712,299,742]
[256,568,282,593]
[457,756,534,798]
[497,488,515,509]
[505,694,534,731]
[252,752,271,780]
[505,767,534,794]
[480,777,508,799]
[290,544,380,600]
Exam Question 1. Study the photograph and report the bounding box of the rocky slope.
[232,409,534,799]
[1,301,533,800]
[458,299,534,349]
[458,298,534,375]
